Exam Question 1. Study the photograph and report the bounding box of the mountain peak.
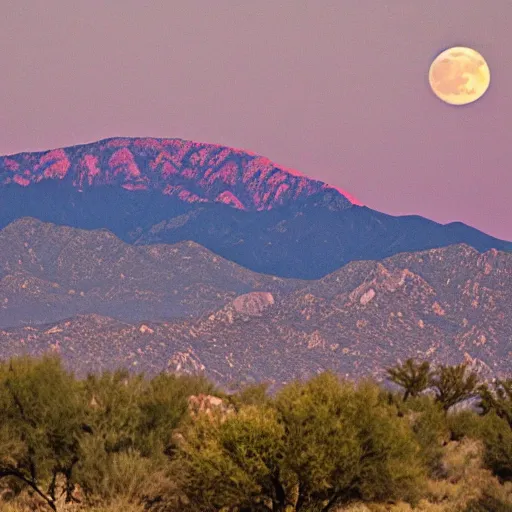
[0,137,361,211]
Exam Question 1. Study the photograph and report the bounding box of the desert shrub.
[478,413,512,481]
[422,438,508,511]
[74,440,160,505]
[80,370,145,455]
[2,500,147,512]
[464,494,512,512]
[400,396,449,475]
[279,376,426,507]
[169,403,285,511]
[75,370,210,505]
[81,369,214,458]
[446,409,483,442]
[136,372,214,456]
[335,380,426,504]
[228,382,271,410]
[462,470,512,511]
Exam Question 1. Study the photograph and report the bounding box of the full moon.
[429,47,490,105]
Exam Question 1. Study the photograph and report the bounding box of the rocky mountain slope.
[0,138,510,279]
[0,218,296,328]
[0,137,359,210]
[1,236,510,386]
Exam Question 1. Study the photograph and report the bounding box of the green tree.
[387,359,432,402]
[74,370,147,505]
[0,356,87,511]
[169,404,286,511]
[171,373,425,511]
[80,370,144,455]
[430,363,479,412]
[274,374,364,510]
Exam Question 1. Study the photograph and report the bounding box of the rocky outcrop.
[188,394,234,419]
[167,349,205,375]
[232,292,275,316]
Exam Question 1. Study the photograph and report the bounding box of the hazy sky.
[1,1,511,239]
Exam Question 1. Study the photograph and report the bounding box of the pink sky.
[1,1,511,239]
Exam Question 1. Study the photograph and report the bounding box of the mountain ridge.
[0,217,298,328]
[0,137,360,211]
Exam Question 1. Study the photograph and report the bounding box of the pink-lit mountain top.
[0,137,361,210]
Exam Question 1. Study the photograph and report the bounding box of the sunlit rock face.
[167,349,205,375]
[232,292,275,316]
[0,137,360,211]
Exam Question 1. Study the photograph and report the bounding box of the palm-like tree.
[387,359,431,401]
[430,363,479,412]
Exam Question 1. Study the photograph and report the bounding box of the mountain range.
[0,138,510,279]
[0,137,510,386]
[0,219,510,386]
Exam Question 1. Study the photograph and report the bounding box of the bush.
[399,396,449,475]
[75,437,156,503]
[75,370,211,506]
[464,494,512,512]
[136,372,214,456]
[228,382,271,410]
[447,410,483,442]
[478,413,512,481]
